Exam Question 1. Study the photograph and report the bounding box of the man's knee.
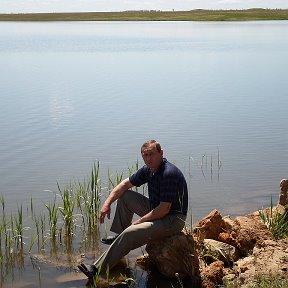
[118,190,136,206]
[120,225,148,249]
[122,189,133,199]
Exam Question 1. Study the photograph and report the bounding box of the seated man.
[78,139,188,278]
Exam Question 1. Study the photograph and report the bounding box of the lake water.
[0,20,288,287]
[1,21,288,219]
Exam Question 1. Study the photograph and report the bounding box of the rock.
[279,178,288,206]
[232,215,274,256]
[136,200,286,287]
[200,260,224,288]
[195,209,227,240]
[218,231,238,247]
[143,231,200,278]
[222,215,234,231]
[196,210,275,256]
[234,238,288,287]
[203,239,240,265]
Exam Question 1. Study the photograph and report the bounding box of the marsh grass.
[0,161,139,285]
[189,149,222,182]
[58,184,77,236]
[259,197,288,239]
[45,195,59,240]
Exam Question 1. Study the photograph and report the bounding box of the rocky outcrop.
[195,209,227,240]
[279,178,288,206]
[233,238,288,287]
[136,179,287,287]
[203,239,240,265]
[143,231,200,279]
[196,210,274,256]
[221,215,274,255]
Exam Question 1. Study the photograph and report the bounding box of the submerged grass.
[0,161,138,285]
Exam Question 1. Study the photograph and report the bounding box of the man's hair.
[141,140,162,152]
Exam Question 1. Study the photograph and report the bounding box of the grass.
[0,161,138,285]
[259,198,288,240]
[1,160,287,286]
[249,274,288,288]
[0,9,288,21]
[223,273,288,288]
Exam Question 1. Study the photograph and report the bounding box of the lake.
[0,20,288,287]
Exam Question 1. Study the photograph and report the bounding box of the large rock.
[196,210,275,256]
[203,239,240,265]
[200,260,224,288]
[230,215,275,256]
[195,210,227,240]
[279,178,288,206]
[141,231,200,279]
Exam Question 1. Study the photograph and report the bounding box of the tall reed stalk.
[259,197,288,240]
[58,183,76,236]
[90,161,101,227]
[0,161,141,284]
[45,195,59,239]
[14,205,24,251]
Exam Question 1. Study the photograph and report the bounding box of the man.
[78,140,188,279]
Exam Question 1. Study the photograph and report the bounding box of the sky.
[1,0,288,14]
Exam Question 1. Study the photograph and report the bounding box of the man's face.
[141,143,163,173]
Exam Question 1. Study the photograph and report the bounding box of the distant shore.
[1,8,288,21]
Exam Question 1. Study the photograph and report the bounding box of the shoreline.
[1,9,288,21]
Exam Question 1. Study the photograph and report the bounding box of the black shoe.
[77,263,97,279]
[101,235,119,245]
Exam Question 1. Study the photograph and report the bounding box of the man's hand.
[132,218,142,225]
[100,203,111,224]
[131,202,172,225]
[99,178,133,224]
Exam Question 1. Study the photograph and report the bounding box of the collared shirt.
[129,158,188,215]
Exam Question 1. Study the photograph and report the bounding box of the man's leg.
[79,190,150,278]
[110,190,151,234]
[94,214,186,273]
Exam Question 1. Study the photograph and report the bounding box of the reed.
[0,224,2,259]
[259,197,288,240]
[14,205,24,250]
[58,183,76,236]
[108,170,123,189]
[0,161,136,285]
[90,161,101,227]
[45,195,59,239]
[188,149,222,181]
[71,161,102,239]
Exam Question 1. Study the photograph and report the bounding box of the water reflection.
[49,88,74,128]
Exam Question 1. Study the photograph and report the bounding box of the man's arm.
[132,202,171,225]
[100,178,133,223]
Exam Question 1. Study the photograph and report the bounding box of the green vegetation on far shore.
[1,8,288,21]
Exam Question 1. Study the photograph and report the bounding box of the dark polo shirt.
[129,158,188,215]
